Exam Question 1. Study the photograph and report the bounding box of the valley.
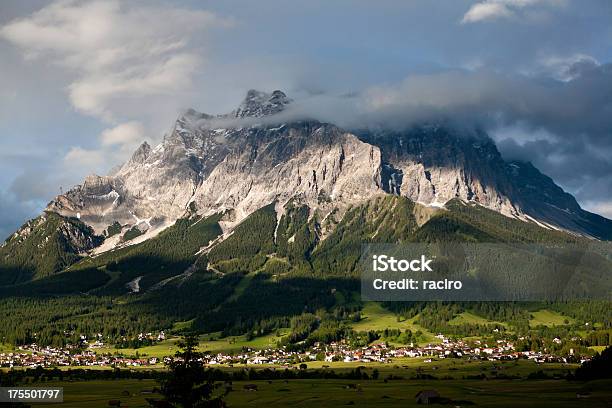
[0,90,610,407]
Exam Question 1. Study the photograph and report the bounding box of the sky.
[1,0,612,239]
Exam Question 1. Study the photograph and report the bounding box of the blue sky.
[1,0,612,239]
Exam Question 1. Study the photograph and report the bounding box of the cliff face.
[191,122,385,231]
[47,107,232,234]
[360,127,522,218]
[46,91,385,238]
[46,90,612,250]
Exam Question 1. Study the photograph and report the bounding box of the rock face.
[47,90,612,246]
[191,122,385,230]
[506,161,612,239]
[48,107,232,234]
[47,90,386,236]
[358,127,612,239]
[361,127,521,217]
[233,89,292,118]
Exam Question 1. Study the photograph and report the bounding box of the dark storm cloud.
[356,62,612,139]
[221,61,612,141]
[213,61,612,155]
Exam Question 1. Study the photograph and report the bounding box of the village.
[0,334,586,369]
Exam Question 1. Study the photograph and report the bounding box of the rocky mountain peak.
[129,141,151,165]
[82,174,115,196]
[233,89,292,118]
[41,91,612,249]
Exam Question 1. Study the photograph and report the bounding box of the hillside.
[41,90,612,254]
[0,212,102,285]
[0,194,609,347]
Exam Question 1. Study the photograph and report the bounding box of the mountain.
[2,89,612,287]
[358,127,612,239]
[49,90,612,239]
[0,212,102,285]
[0,89,610,349]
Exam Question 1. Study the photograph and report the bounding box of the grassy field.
[171,318,195,331]
[529,309,574,327]
[24,357,609,407]
[93,338,182,358]
[449,311,507,327]
[349,303,439,344]
[224,378,612,408]
[0,343,15,352]
[199,330,290,352]
[45,379,158,407]
[41,373,612,407]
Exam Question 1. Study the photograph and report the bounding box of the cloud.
[0,0,233,220]
[100,121,144,147]
[534,53,600,81]
[63,146,107,170]
[259,62,612,144]
[0,0,232,121]
[462,2,513,23]
[63,121,147,176]
[199,61,612,155]
[583,201,612,219]
[461,0,566,24]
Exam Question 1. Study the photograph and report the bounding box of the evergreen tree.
[162,335,227,408]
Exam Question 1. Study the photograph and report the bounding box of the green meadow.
[449,311,508,327]
[348,303,439,344]
[529,309,574,327]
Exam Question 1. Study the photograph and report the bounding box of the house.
[415,389,440,404]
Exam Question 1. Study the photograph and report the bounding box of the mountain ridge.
[46,89,611,242]
[2,89,611,285]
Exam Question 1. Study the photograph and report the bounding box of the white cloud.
[63,121,147,176]
[1,0,233,184]
[0,0,232,120]
[462,2,513,23]
[461,0,566,24]
[63,146,106,169]
[583,201,612,219]
[100,121,144,147]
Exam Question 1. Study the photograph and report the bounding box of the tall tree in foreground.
[162,335,227,408]
[575,345,612,381]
